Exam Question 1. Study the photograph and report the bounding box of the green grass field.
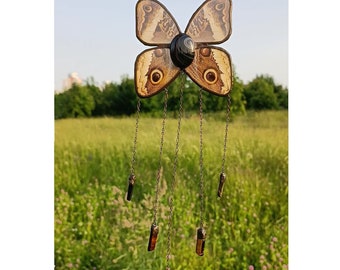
[55,110,288,269]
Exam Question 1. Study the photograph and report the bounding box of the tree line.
[54,74,288,119]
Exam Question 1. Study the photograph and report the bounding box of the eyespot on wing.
[185,46,232,96]
[135,48,180,98]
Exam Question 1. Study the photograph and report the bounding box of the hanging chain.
[127,98,141,201]
[195,87,207,257]
[198,87,205,229]
[130,98,141,176]
[166,73,185,270]
[218,93,231,198]
[152,88,168,225]
[221,94,231,174]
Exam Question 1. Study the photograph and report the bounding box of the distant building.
[62,72,82,90]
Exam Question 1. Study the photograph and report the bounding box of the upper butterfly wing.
[185,0,232,44]
[135,48,181,98]
[185,47,232,96]
[136,0,181,46]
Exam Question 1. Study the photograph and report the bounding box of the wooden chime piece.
[196,227,206,256]
[126,174,136,201]
[217,172,226,198]
[147,223,159,251]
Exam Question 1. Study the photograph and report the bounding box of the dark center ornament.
[170,33,195,69]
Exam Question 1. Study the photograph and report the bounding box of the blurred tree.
[229,72,246,115]
[244,75,279,110]
[67,83,95,117]
[54,91,69,119]
[85,77,104,116]
[111,76,137,115]
[100,82,119,116]
[54,73,287,119]
[275,84,288,109]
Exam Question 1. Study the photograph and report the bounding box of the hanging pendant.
[147,223,159,251]
[126,174,136,201]
[196,227,206,256]
[217,172,226,198]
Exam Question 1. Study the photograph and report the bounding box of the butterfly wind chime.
[126,0,232,266]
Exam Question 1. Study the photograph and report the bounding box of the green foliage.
[54,84,95,119]
[85,78,105,116]
[55,91,69,119]
[243,75,288,110]
[230,74,247,115]
[55,73,287,119]
[55,111,288,269]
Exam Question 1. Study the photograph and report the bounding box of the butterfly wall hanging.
[127,0,233,264]
[135,0,233,98]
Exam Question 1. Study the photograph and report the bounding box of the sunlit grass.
[55,110,288,269]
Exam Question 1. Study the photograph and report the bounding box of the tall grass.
[55,110,288,269]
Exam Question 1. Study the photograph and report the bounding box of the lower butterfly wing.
[135,48,181,98]
[185,47,232,96]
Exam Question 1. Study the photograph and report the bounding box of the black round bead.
[170,33,195,69]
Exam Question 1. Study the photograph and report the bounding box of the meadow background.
[55,109,288,269]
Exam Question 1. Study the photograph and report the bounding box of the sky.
[55,0,288,90]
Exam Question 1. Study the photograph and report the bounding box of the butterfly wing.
[135,48,181,98]
[136,0,181,46]
[185,47,232,96]
[185,0,232,44]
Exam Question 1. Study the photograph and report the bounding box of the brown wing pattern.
[185,47,232,96]
[135,48,181,98]
[136,0,180,46]
[185,0,232,44]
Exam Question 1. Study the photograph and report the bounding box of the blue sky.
[55,0,288,90]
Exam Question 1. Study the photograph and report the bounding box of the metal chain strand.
[221,94,232,174]
[130,98,141,176]
[153,88,168,225]
[166,73,185,270]
[199,87,205,229]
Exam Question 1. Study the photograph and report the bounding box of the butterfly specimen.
[135,0,233,98]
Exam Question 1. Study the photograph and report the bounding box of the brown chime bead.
[196,227,206,256]
[126,174,136,201]
[147,223,159,251]
[217,172,226,198]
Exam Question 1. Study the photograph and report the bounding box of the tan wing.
[185,47,232,96]
[136,0,181,46]
[135,48,181,98]
[185,0,232,44]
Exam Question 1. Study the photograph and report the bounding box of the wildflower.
[260,255,265,265]
[249,265,255,270]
